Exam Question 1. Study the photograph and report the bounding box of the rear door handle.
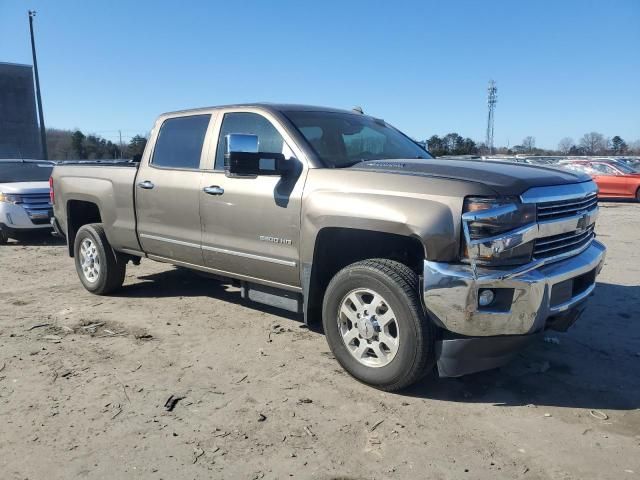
[137,180,155,190]
[203,186,224,195]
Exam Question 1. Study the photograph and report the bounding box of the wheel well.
[66,200,102,256]
[305,228,424,325]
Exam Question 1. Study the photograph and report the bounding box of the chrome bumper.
[423,240,606,337]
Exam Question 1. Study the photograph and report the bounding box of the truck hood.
[0,181,50,194]
[348,158,591,196]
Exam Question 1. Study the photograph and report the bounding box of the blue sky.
[1,0,638,148]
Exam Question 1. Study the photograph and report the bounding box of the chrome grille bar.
[535,224,595,248]
[534,230,594,257]
[537,194,598,221]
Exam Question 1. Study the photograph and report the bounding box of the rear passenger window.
[152,115,210,169]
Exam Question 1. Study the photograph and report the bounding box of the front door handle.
[203,185,224,196]
[137,180,155,190]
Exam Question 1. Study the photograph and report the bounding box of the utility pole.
[119,130,123,159]
[486,80,497,155]
[28,10,48,160]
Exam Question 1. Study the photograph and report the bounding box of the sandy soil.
[1,202,639,480]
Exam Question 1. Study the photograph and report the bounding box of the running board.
[240,282,303,314]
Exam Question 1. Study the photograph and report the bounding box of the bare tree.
[558,137,574,154]
[579,132,606,155]
[522,136,536,152]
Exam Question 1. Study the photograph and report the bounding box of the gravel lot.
[1,202,638,480]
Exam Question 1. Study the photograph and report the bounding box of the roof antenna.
[352,106,364,115]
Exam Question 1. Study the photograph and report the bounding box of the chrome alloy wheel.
[79,238,100,283]
[337,288,400,368]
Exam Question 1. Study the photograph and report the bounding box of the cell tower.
[486,80,497,154]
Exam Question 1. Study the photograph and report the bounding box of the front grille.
[16,193,52,224]
[534,224,595,259]
[536,192,598,221]
[20,193,51,209]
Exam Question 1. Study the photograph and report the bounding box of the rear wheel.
[74,223,126,295]
[0,229,8,244]
[636,187,640,203]
[322,259,435,391]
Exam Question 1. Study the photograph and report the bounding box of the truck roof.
[161,103,357,117]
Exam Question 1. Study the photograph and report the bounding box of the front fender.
[300,190,459,267]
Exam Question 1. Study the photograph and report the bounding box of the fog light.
[478,289,495,307]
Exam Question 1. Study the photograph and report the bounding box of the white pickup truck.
[0,160,54,244]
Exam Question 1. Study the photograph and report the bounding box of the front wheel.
[74,223,126,295]
[322,259,436,391]
[0,229,8,244]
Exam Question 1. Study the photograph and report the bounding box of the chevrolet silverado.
[50,104,606,390]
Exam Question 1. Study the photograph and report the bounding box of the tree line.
[422,132,639,157]
[46,128,147,161]
[45,127,638,161]
[554,133,637,156]
[425,133,479,156]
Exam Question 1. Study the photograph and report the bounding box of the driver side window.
[214,112,289,170]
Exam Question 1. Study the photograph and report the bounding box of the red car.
[561,160,640,201]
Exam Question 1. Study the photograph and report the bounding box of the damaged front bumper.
[424,240,606,377]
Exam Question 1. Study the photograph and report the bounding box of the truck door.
[199,111,306,289]
[135,113,213,265]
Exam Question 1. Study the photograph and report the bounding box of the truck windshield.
[285,111,431,167]
[0,161,53,183]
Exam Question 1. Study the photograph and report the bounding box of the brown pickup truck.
[50,104,606,391]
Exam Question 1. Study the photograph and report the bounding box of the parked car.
[0,159,54,244]
[561,159,640,201]
[615,157,640,172]
[522,157,562,166]
[51,104,606,390]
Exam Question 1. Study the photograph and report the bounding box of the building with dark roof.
[0,62,42,159]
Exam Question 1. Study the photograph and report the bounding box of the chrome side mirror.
[224,133,286,177]
[226,133,258,155]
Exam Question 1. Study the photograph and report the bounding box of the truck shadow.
[2,232,65,247]
[116,266,304,322]
[406,282,640,411]
[117,270,639,411]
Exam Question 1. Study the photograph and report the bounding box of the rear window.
[0,162,53,183]
[151,115,211,169]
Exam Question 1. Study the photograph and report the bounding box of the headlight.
[462,197,536,266]
[0,193,22,203]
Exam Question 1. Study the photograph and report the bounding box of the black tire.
[636,187,640,203]
[322,259,436,391]
[0,229,8,244]
[73,223,126,295]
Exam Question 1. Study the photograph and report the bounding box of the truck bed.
[52,163,141,254]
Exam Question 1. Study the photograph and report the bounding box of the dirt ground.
[1,202,639,480]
